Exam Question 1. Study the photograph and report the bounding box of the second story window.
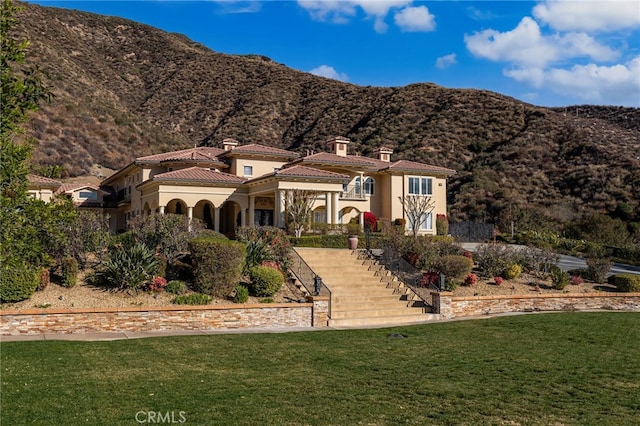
[408,177,432,196]
[355,176,374,196]
[243,165,253,177]
[78,191,97,200]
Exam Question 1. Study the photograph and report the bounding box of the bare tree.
[285,190,319,237]
[399,195,435,238]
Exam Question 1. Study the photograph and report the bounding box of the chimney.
[326,136,350,157]
[374,147,393,162]
[222,138,239,151]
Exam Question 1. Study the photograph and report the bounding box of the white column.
[359,211,365,230]
[187,206,193,231]
[359,172,364,197]
[248,196,255,227]
[214,207,221,232]
[332,192,339,225]
[158,206,165,214]
[276,190,286,228]
[325,192,332,224]
[240,208,247,227]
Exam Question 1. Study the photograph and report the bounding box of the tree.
[0,0,54,302]
[399,195,435,238]
[284,189,319,237]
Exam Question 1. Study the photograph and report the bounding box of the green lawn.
[2,312,639,425]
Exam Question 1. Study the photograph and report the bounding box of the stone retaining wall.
[431,292,640,319]
[0,297,330,336]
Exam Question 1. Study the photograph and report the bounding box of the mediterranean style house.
[29,136,456,236]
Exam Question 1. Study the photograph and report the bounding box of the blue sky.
[27,1,640,107]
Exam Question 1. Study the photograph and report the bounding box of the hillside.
[12,1,640,231]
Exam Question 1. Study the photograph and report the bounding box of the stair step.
[329,314,440,328]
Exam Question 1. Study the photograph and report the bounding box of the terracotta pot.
[348,235,358,250]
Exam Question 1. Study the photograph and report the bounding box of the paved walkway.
[1,326,322,342]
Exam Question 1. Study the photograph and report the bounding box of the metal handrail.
[340,185,366,199]
[289,248,332,298]
[377,247,436,306]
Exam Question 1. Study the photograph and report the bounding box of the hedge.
[288,234,384,249]
[0,261,39,303]
[608,274,640,292]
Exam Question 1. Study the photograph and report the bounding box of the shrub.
[504,263,522,280]
[249,265,284,297]
[607,274,640,292]
[97,241,160,291]
[363,211,377,231]
[585,257,612,284]
[0,261,39,303]
[518,246,560,279]
[237,226,291,273]
[233,285,249,303]
[243,239,274,275]
[148,276,167,293]
[165,280,188,295]
[60,256,79,288]
[434,255,473,279]
[172,293,212,305]
[38,268,50,291]
[549,266,570,290]
[475,243,515,278]
[189,237,245,298]
[464,273,478,286]
[420,272,439,288]
[570,275,584,285]
[436,214,449,236]
[494,277,504,286]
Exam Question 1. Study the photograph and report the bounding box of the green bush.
[433,255,473,283]
[189,237,245,298]
[165,280,188,295]
[608,274,640,292]
[172,293,212,305]
[0,261,39,303]
[550,266,570,290]
[504,263,522,280]
[60,256,79,288]
[249,265,284,297]
[97,242,160,291]
[233,285,249,303]
[474,244,516,278]
[243,239,274,275]
[585,257,612,284]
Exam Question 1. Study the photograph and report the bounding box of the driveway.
[461,243,640,276]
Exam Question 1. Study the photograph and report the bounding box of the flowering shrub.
[363,211,378,231]
[464,273,478,286]
[149,276,167,293]
[419,272,439,288]
[570,275,584,285]
[462,250,474,262]
[494,277,504,286]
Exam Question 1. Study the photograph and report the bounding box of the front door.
[255,209,273,226]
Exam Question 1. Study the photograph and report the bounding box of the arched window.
[355,176,374,196]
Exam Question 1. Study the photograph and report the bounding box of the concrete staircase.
[294,248,439,328]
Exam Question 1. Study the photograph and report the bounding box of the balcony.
[340,185,366,200]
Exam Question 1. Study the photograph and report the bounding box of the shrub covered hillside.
[10,1,640,236]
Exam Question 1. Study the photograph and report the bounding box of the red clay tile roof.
[222,144,300,158]
[136,147,225,163]
[55,183,106,195]
[245,165,349,183]
[152,167,247,184]
[294,152,380,169]
[380,160,456,175]
[27,174,62,187]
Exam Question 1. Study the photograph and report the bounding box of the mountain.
[12,1,640,231]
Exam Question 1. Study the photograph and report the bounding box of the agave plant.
[98,242,160,291]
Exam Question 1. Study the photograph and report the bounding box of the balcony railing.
[340,185,366,200]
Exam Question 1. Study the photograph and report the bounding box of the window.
[78,191,97,200]
[408,177,432,196]
[243,165,253,176]
[355,176,374,196]
[314,209,326,224]
[408,212,433,231]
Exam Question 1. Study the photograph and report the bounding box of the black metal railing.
[340,185,366,199]
[377,247,438,306]
[289,248,332,298]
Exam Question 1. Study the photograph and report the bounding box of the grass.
[1,312,639,425]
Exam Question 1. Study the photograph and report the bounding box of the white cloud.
[297,0,412,32]
[309,65,349,82]
[466,6,498,21]
[533,0,640,32]
[465,17,619,68]
[210,1,261,14]
[394,6,436,32]
[506,56,640,105]
[435,53,457,69]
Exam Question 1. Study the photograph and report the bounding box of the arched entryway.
[340,206,361,224]
[194,200,216,229]
[220,200,241,238]
[166,199,187,216]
